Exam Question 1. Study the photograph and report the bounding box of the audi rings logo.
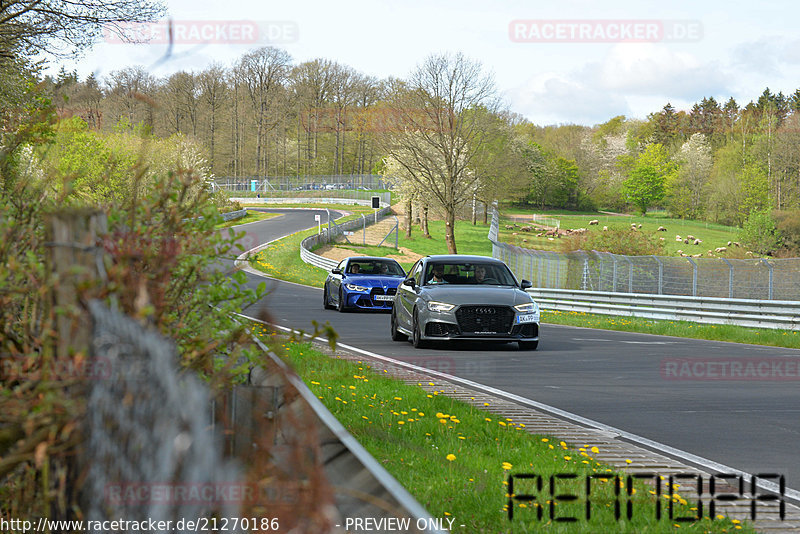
[475,307,496,315]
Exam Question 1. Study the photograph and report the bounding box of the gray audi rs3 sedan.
[390,255,540,350]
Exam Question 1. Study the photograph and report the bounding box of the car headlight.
[514,302,538,313]
[345,283,368,292]
[427,301,455,313]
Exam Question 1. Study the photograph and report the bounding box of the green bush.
[773,209,800,253]
[739,209,782,255]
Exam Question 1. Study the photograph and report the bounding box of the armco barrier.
[527,288,800,330]
[244,320,442,533]
[300,205,392,271]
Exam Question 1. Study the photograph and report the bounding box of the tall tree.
[236,47,291,176]
[621,143,677,215]
[381,53,498,253]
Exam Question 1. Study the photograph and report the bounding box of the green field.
[498,211,741,256]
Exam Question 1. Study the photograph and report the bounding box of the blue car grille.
[455,306,514,334]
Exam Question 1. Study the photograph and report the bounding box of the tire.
[412,311,428,349]
[391,311,408,342]
[323,286,334,310]
[337,287,346,312]
[518,340,538,351]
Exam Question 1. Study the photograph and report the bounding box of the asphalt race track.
[230,208,800,497]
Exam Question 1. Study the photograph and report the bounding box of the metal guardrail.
[246,326,442,533]
[300,205,393,272]
[527,288,800,330]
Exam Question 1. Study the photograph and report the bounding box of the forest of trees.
[45,46,800,239]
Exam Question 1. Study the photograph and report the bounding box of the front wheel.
[337,287,346,312]
[323,286,334,309]
[518,340,538,351]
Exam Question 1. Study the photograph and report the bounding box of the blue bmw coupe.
[323,256,406,312]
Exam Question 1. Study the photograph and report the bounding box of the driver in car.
[428,265,447,284]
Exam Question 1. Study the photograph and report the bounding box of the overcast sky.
[49,0,800,126]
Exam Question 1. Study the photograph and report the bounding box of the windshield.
[423,262,517,286]
[346,260,405,276]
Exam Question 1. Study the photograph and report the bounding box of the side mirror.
[331,268,342,275]
[520,279,532,289]
[402,278,416,288]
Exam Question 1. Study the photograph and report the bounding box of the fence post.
[46,209,107,359]
[362,214,366,245]
[652,255,663,295]
[555,253,561,289]
[686,257,698,297]
[612,254,618,293]
[623,255,633,293]
[721,258,734,298]
[761,259,774,300]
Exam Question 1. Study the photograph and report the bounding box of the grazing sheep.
[687,234,695,241]
[505,225,514,230]
[659,237,665,241]
[522,238,528,243]
[693,239,701,245]
[715,247,727,253]
[603,226,608,231]
[637,223,642,229]
[521,226,532,232]
[684,238,689,244]
[657,226,667,231]
[676,235,682,241]
[727,241,732,247]
[745,251,753,256]
[589,219,599,225]
[733,241,741,247]
[692,254,702,258]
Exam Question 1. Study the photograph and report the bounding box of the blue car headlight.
[345,283,369,292]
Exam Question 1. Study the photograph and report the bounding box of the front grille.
[368,286,395,307]
[455,306,514,334]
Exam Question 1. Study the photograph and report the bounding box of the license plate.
[374,295,394,301]
[517,314,538,324]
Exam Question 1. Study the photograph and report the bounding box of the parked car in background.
[324,257,406,312]
[391,255,540,350]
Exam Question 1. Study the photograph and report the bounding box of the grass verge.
[542,310,800,349]
[255,327,754,533]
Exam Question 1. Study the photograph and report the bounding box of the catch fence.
[490,208,800,301]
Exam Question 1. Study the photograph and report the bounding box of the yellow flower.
[541,438,549,442]
[502,462,513,470]
[591,446,599,454]
[446,454,456,462]
[564,456,572,461]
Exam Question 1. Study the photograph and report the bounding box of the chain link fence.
[212,174,392,192]
[490,208,800,301]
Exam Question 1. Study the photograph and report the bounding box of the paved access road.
[233,209,800,496]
